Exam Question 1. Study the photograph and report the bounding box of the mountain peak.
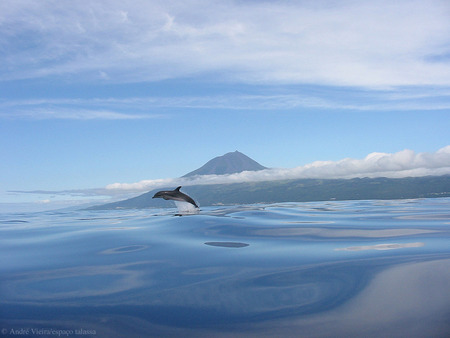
[182,151,267,177]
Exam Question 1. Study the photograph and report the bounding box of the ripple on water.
[100,245,148,254]
[251,227,438,238]
[0,220,29,224]
[1,262,150,301]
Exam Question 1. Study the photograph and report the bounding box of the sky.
[1,0,450,211]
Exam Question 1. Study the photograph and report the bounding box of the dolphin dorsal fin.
[175,186,182,191]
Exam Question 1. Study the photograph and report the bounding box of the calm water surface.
[1,198,450,337]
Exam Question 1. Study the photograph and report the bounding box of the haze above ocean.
[1,198,449,337]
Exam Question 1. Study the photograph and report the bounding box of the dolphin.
[152,186,199,208]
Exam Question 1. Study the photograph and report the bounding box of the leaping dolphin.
[152,186,199,208]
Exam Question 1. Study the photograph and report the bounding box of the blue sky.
[1,0,450,210]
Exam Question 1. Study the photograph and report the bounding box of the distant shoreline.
[86,175,450,210]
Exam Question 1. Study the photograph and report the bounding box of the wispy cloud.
[2,85,449,120]
[8,109,159,120]
[0,98,165,120]
[1,0,449,87]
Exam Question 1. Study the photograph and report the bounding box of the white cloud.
[1,0,450,87]
[10,108,158,120]
[11,146,450,200]
[105,146,450,193]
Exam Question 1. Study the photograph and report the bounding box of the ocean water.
[1,198,450,338]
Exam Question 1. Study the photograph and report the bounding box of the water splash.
[174,201,199,215]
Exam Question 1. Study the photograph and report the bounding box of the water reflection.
[336,242,425,251]
[249,258,450,338]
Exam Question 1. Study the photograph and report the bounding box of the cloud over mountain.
[105,146,450,194]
